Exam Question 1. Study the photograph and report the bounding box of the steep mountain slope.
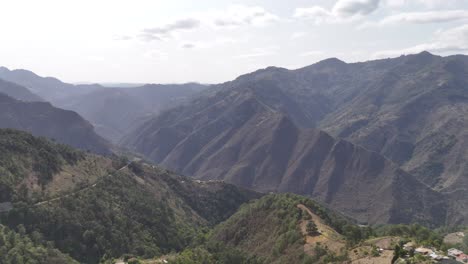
[56,88,149,142]
[0,129,258,263]
[208,194,346,264]
[174,194,381,264]
[226,52,468,196]
[0,66,102,101]
[56,83,206,142]
[0,78,43,102]
[0,128,106,203]
[0,94,111,154]
[122,84,447,226]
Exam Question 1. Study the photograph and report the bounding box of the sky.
[1,0,468,84]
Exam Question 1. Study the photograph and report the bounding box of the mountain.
[0,78,43,102]
[55,83,207,142]
[227,52,468,196]
[172,194,442,264]
[0,129,258,263]
[0,129,450,264]
[121,82,447,226]
[124,51,468,225]
[0,94,111,155]
[0,66,102,101]
[0,66,207,142]
[206,194,351,264]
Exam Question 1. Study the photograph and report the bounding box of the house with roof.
[415,247,434,255]
[448,248,464,258]
[457,253,468,263]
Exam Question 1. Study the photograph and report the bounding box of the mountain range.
[0,50,467,262]
[1,52,467,227]
[0,92,111,155]
[120,79,447,226]
[55,83,206,142]
[228,52,468,194]
[0,129,449,263]
[122,52,468,226]
[0,78,43,102]
[0,66,103,101]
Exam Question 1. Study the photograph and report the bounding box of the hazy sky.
[1,0,468,84]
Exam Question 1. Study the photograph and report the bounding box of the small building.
[403,242,415,251]
[429,253,443,260]
[457,254,468,263]
[415,247,434,255]
[448,248,464,258]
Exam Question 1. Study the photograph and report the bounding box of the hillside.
[122,52,468,226]
[0,129,457,264]
[121,84,447,226]
[0,94,111,155]
[55,83,206,142]
[0,129,258,263]
[171,194,375,264]
[0,128,104,203]
[226,52,468,218]
[0,78,43,102]
[169,194,453,264]
[208,194,348,263]
[0,66,207,142]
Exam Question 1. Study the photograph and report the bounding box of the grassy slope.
[0,129,86,203]
[0,129,257,263]
[2,163,257,263]
[206,194,359,264]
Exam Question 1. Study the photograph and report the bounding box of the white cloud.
[300,51,324,57]
[332,0,381,17]
[416,0,463,8]
[233,46,279,59]
[291,32,308,39]
[86,56,105,62]
[362,10,468,27]
[294,7,333,24]
[384,0,463,8]
[294,0,381,24]
[373,24,468,58]
[140,18,201,41]
[144,50,169,60]
[113,35,132,41]
[137,5,278,42]
[181,43,197,49]
[213,5,279,27]
[384,0,406,7]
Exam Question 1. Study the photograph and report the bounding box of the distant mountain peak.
[0,66,9,73]
[417,50,434,56]
[316,57,346,66]
[404,50,438,64]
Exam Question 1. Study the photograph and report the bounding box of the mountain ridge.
[122,80,448,226]
[0,93,111,155]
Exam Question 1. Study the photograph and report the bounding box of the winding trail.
[1,163,129,212]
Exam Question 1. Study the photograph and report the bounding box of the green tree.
[306,221,318,236]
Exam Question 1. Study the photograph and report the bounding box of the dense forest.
[0,129,466,263]
[0,129,84,203]
[0,224,77,264]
